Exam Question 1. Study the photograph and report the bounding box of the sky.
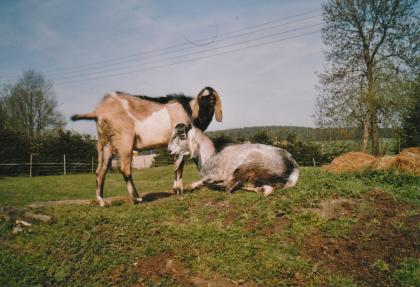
[0,0,324,135]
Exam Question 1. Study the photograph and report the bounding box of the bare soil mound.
[110,252,256,287]
[301,189,419,287]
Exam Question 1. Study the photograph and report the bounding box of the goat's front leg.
[242,185,274,197]
[185,180,204,192]
[225,181,240,194]
[173,154,185,195]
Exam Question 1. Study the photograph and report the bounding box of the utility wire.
[0,9,320,81]
[52,22,322,82]
[55,29,320,86]
[47,14,320,79]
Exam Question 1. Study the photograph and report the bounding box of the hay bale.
[400,147,420,156]
[323,152,375,173]
[398,147,420,175]
[324,147,420,175]
[373,155,417,174]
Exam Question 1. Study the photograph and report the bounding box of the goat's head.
[168,123,192,157]
[191,87,222,130]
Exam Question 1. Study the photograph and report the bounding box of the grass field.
[0,165,419,286]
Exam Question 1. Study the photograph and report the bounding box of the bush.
[275,135,329,166]
[0,129,96,176]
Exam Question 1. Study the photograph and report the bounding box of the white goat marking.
[136,109,171,146]
[201,89,210,96]
[115,95,171,147]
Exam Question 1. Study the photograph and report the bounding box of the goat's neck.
[192,128,216,171]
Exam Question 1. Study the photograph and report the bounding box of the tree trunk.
[366,60,380,156]
[361,119,369,152]
[369,106,380,156]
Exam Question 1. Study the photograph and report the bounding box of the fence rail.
[0,156,327,177]
[0,154,96,177]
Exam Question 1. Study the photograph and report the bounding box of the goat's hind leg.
[96,144,112,207]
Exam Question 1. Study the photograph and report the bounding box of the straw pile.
[323,152,376,173]
[323,147,420,175]
[398,147,420,175]
[373,155,417,174]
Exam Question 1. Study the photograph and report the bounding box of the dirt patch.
[222,209,240,226]
[27,192,176,208]
[28,199,93,208]
[124,253,256,287]
[301,189,419,286]
[188,199,239,225]
[300,197,356,220]
[261,217,290,235]
[109,265,130,286]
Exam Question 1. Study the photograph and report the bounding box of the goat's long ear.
[190,98,199,119]
[213,90,222,122]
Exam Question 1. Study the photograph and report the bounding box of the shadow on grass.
[142,192,174,202]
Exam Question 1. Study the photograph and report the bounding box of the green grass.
[0,165,419,286]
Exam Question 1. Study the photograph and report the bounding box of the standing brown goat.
[71,87,222,206]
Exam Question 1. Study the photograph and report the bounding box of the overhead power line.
[0,8,320,81]
[54,28,320,87]
[51,22,322,83]
[49,14,321,79]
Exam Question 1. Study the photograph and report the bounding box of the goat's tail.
[284,158,299,188]
[71,112,97,121]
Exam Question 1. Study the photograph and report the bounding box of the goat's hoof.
[133,197,143,204]
[173,188,183,195]
[262,186,274,197]
[98,198,106,207]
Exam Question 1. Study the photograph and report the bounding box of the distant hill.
[206,125,395,142]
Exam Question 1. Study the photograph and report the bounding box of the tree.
[314,69,371,151]
[316,0,419,155]
[0,70,65,139]
[400,77,420,147]
[210,132,235,152]
[251,130,272,145]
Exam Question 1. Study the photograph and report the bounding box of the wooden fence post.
[64,154,67,175]
[91,156,94,174]
[29,154,33,177]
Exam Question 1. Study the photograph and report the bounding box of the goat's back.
[202,144,297,185]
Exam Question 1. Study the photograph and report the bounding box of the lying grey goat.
[168,123,299,196]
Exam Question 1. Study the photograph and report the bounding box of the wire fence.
[0,161,95,177]
[0,154,327,177]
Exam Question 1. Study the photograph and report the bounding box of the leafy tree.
[0,70,65,139]
[401,78,420,147]
[0,128,30,163]
[210,132,235,152]
[251,131,272,145]
[314,68,370,150]
[33,129,96,163]
[316,0,419,155]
